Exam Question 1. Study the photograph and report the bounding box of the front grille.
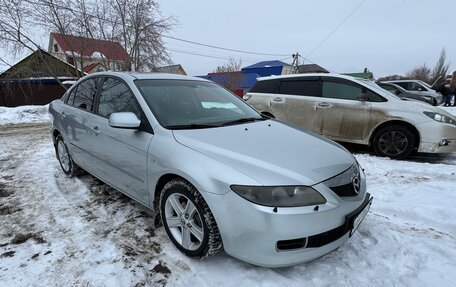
[322,162,361,197]
[330,182,358,197]
[276,224,348,251]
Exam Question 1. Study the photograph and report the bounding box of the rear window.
[249,80,278,93]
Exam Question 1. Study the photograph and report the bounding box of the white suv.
[244,74,456,159]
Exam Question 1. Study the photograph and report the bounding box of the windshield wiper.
[221,117,266,126]
[166,123,219,130]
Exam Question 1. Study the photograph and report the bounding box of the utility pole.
[291,52,300,74]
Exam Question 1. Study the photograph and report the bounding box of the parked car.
[244,74,456,159]
[383,80,443,105]
[377,82,435,105]
[49,72,372,267]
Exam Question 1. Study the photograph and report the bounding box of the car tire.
[160,179,222,259]
[373,125,415,159]
[55,135,80,177]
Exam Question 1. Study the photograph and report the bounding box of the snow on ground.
[0,106,455,286]
[0,105,50,126]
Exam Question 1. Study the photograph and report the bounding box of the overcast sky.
[1,0,454,78]
[159,0,456,77]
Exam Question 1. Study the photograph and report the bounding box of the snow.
[0,105,455,286]
[0,105,50,126]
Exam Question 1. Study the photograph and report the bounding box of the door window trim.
[93,75,154,134]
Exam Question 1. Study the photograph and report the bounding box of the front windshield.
[135,79,264,129]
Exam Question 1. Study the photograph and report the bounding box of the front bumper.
[416,121,456,153]
[203,178,371,267]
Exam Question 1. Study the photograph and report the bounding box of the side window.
[97,77,141,119]
[66,86,77,105]
[322,81,362,100]
[73,78,98,111]
[249,80,278,93]
[395,82,410,90]
[279,80,320,97]
[411,82,426,91]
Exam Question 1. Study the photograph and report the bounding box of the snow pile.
[0,105,50,126]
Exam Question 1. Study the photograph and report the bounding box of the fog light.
[439,139,449,146]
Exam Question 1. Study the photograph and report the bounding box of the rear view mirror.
[357,93,369,102]
[109,112,141,129]
[395,90,401,95]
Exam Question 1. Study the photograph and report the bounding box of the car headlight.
[230,185,326,207]
[423,111,456,125]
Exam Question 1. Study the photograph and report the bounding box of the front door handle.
[90,126,101,135]
[317,102,331,108]
[272,97,283,102]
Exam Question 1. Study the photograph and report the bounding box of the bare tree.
[377,74,405,82]
[213,58,242,73]
[0,0,174,76]
[405,64,432,83]
[430,49,450,86]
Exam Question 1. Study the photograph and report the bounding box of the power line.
[164,35,290,57]
[305,0,368,58]
[167,48,257,63]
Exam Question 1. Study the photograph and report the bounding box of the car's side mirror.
[395,90,401,95]
[109,112,141,129]
[417,87,424,91]
[357,93,369,102]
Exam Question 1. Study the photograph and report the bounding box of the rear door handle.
[317,102,331,108]
[272,97,283,102]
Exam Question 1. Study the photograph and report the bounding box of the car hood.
[172,120,355,186]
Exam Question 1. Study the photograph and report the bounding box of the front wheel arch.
[370,122,418,159]
[369,121,420,150]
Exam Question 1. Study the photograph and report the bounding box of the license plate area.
[349,197,372,237]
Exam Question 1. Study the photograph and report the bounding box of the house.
[199,72,259,97]
[48,32,129,73]
[241,60,293,77]
[297,64,329,74]
[0,48,83,107]
[153,64,187,75]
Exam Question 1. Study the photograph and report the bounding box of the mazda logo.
[352,175,361,194]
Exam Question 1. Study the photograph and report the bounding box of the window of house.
[53,43,59,52]
[73,78,99,111]
[97,77,141,119]
[66,56,74,66]
[279,80,320,97]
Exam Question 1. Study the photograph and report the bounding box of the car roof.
[385,80,422,83]
[85,71,210,82]
[256,73,366,82]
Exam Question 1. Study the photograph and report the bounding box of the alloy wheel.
[164,193,204,251]
[57,140,70,172]
[378,130,409,156]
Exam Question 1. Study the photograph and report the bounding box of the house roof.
[83,62,101,73]
[153,64,187,75]
[0,48,84,79]
[51,32,128,61]
[298,64,329,74]
[242,60,291,70]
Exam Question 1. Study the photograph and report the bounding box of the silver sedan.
[49,72,372,267]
